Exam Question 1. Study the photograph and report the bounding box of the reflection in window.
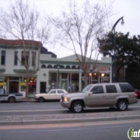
[57,90,64,93]
[91,86,104,94]
[106,85,117,93]
[82,84,93,93]
[49,90,56,94]
[119,84,134,92]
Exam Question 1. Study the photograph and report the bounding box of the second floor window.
[32,52,36,66]
[21,51,29,65]
[14,51,18,65]
[1,50,6,65]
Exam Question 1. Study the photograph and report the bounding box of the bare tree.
[52,0,112,85]
[0,0,50,97]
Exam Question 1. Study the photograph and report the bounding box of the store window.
[21,77,36,93]
[21,51,29,65]
[14,51,18,65]
[62,73,67,79]
[32,52,36,66]
[1,50,6,65]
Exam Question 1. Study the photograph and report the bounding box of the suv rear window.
[106,85,117,93]
[119,84,134,92]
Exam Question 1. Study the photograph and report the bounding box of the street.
[0,119,140,140]
[0,100,139,116]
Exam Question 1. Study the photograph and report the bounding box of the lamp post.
[112,16,124,82]
[89,72,92,84]
[57,64,60,88]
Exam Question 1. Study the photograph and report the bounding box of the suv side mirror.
[88,92,92,95]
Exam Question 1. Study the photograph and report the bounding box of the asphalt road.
[0,119,140,140]
[0,100,139,116]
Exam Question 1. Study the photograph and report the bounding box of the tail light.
[134,92,138,97]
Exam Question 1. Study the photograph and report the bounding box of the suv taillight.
[134,92,138,97]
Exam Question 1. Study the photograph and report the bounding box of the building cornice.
[13,69,37,73]
[0,45,39,50]
[40,60,112,65]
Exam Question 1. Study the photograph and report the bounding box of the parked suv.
[60,83,138,113]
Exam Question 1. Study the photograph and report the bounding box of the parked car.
[0,88,23,103]
[135,89,140,99]
[34,89,68,102]
[60,83,138,113]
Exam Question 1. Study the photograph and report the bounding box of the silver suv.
[60,83,138,113]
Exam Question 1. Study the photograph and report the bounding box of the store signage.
[0,82,6,86]
[20,82,26,86]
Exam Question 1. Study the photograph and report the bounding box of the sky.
[0,0,140,59]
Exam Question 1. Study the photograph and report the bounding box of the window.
[0,89,3,94]
[14,51,18,65]
[49,90,56,94]
[21,51,29,65]
[1,50,6,65]
[62,73,67,79]
[119,84,134,92]
[32,52,36,66]
[106,85,117,93]
[82,84,93,93]
[90,86,104,94]
[57,90,64,94]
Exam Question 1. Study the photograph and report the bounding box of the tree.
[98,32,140,82]
[52,0,112,85]
[0,0,50,97]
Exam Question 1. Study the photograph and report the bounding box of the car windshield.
[82,84,93,93]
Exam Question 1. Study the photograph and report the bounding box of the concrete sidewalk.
[0,110,140,125]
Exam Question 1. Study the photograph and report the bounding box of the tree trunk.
[25,68,30,99]
[116,67,121,82]
[84,72,89,87]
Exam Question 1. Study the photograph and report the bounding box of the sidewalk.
[21,98,36,102]
[0,110,140,125]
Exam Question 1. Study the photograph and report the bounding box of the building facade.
[0,39,112,96]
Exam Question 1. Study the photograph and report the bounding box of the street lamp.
[112,16,124,82]
[57,64,60,88]
[89,72,92,84]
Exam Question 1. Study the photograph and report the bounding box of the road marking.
[0,106,139,112]
[0,109,66,112]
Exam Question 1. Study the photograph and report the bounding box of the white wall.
[0,48,40,75]
[36,68,49,93]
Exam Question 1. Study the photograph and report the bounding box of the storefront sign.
[20,82,26,86]
[0,82,6,86]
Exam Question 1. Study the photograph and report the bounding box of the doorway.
[61,80,67,91]
[40,82,46,93]
[9,81,19,93]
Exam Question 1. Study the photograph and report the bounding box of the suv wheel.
[38,97,44,102]
[71,101,83,113]
[117,100,128,111]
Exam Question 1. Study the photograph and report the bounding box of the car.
[60,83,138,113]
[0,88,23,103]
[34,89,68,102]
[135,89,140,99]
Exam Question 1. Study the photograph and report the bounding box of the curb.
[0,114,139,125]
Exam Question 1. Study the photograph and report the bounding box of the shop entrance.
[61,80,67,91]
[9,81,19,93]
[40,82,46,93]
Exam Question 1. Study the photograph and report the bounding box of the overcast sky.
[0,0,140,59]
